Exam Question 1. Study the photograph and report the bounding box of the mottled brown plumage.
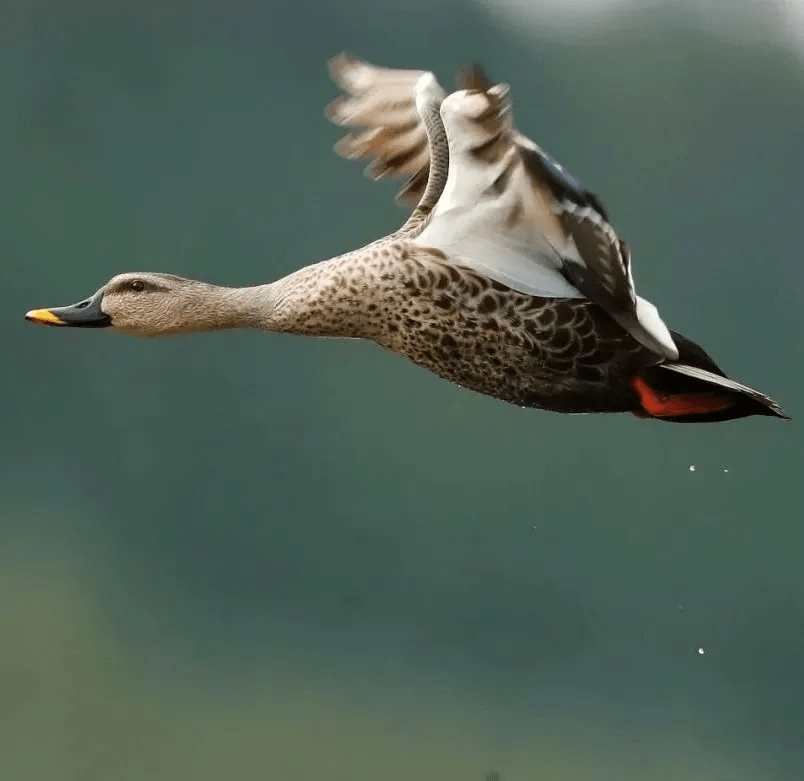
[361,245,649,413]
[271,242,651,413]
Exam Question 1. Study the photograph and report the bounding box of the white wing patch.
[417,203,583,298]
[416,86,586,299]
[413,83,678,358]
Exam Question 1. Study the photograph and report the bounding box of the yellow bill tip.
[25,309,65,325]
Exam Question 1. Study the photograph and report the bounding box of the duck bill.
[25,288,111,328]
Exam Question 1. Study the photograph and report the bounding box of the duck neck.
[234,254,381,338]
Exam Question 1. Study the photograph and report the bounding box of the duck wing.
[415,75,677,359]
[327,54,678,360]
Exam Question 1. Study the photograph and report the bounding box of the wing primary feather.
[456,64,494,91]
[327,53,433,206]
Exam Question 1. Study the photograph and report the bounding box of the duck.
[25,53,787,423]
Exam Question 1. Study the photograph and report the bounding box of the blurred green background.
[3,0,803,778]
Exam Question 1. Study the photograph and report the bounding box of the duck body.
[272,240,776,421]
[329,241,645,414]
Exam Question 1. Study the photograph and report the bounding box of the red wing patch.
[632,376,735,418]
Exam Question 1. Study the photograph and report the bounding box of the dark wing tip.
[456,64,493,92]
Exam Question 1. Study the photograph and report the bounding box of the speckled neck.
[246,244,397,339]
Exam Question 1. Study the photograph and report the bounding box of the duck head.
[24,272,219,337]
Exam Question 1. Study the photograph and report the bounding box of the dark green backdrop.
[3,1,803,778]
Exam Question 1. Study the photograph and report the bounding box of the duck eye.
[130,280,145,292]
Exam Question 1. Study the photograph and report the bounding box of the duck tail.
[632,332,790,423]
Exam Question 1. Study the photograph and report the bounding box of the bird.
[25,53,787,423]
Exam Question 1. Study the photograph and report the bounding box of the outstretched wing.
[327,54,610,219]
[327,54,678,360]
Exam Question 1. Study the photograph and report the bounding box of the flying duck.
[25,54,788,422]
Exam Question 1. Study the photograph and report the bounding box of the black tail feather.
[637,331,789,422]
